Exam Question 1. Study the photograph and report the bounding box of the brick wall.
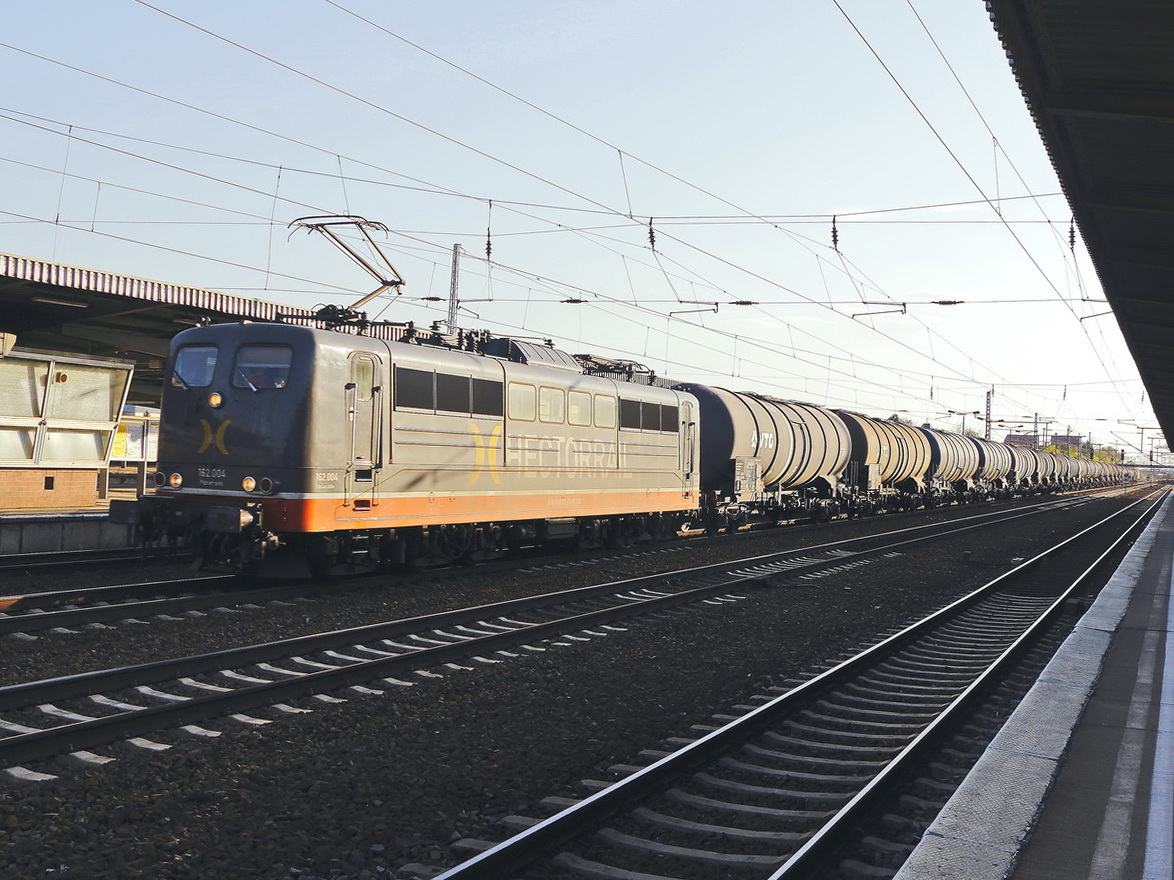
[0,468,101,510]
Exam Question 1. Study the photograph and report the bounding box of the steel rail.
[764,492,1164,879]
[0,493,1147,774]
[0,574,756,766]
[430,492,1162,880]
[0,492,1116,630]
[0,493,1109,712]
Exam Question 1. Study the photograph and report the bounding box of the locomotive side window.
[232,345,292,390]
[472,379,503,417]
[594,394,617,429]
[641,401,662,431]
[618,397,678,432]
[395,367,435,409]
[619,398,642,430]
[539,386,565,424]
[568,391,592,426]
[660,404,679,432]
[507,382,536,421]
[171,345,217,388]
[436,372,471,413]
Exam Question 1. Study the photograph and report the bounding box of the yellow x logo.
[198,419,230,455]
[470,424,502,485]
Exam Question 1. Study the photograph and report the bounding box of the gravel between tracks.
[0,494,1144,879]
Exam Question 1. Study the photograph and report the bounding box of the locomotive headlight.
[168,472,183,488]
[241,475,257,492]
[153,471,167,488]
[208,392,223,408]
[259,477,275,494]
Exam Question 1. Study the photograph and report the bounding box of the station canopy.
[989,0,1174,446]
[0,253,389,406]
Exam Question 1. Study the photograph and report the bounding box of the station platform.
[896,494,1174,880]
[0,498,136,555]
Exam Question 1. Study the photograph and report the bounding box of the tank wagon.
[112,321,1128,576]
[835,410,933,504]
[675,385,851,525]
[971,436,1015,493]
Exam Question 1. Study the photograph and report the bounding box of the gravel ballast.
[0,492,1150,879]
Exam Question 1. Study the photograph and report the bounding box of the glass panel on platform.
[0,359,44,418]
[47,364,126,422]
[41,428,108,463]
[0,426,36,460]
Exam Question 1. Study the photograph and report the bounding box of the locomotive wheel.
[307,553,333,580]
[305,534,340,580]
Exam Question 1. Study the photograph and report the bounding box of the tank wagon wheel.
[703,513,722,538]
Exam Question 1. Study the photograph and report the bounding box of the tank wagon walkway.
[896,494,1174,880]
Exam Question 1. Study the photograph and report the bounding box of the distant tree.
[1092,445,1122,464]
[887,413,914,426]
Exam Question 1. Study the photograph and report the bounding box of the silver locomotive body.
[116,322,700,575]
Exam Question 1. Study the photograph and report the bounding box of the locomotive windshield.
[232,344,292,390]
[171,344,217,388]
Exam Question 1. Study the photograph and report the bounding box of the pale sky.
[0,1,1162,461]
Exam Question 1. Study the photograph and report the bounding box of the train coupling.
[206,504,260,533]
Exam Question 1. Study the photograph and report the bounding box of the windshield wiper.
[237,368,259,392]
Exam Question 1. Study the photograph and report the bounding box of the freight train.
[111,320,1128,577]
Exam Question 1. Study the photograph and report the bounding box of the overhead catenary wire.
[121,0,1059,417]
[0,4,1145,438]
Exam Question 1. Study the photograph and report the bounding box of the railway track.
[0,492,1131,783]
[426,493,1161,880]
[0,546,183,572]
[0,575,315,637]
[0,493,1102,638]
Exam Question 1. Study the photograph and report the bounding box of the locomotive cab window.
[353,357,376,400]
[232,345,292,390]
[171,345,218,389]
[619,397,678,432]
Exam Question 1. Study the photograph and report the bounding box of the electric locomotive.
[113,321,700,576]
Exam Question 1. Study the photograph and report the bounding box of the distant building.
[1004,433,1040,447]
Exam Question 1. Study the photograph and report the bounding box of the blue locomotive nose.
[156,329,308,494]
